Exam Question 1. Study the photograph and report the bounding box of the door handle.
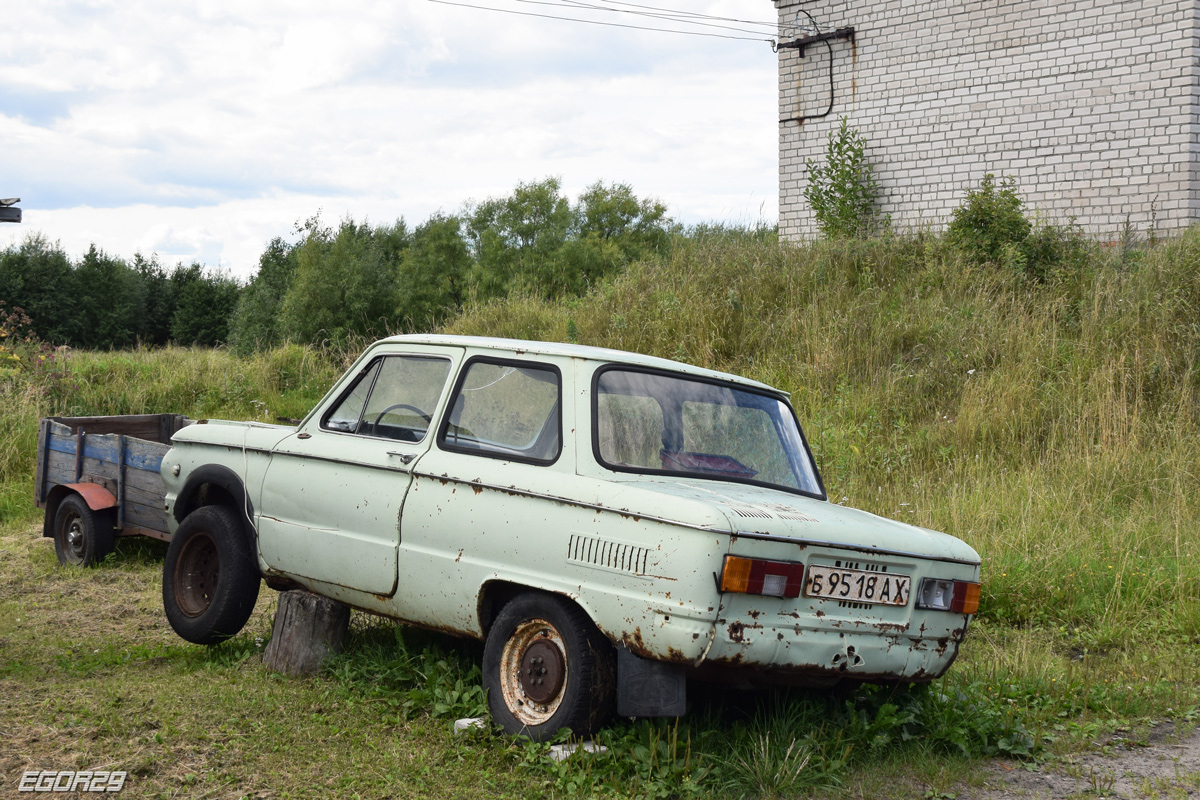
[387,451,417,464]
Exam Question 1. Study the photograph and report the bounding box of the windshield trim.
[589,364,827,500]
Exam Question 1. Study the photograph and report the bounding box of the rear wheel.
[162,505,260,645]
[483,592,615,741]
[53,494,115,567]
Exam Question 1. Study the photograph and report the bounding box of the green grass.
[3,227,1200,797]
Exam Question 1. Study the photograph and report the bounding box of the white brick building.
[774,0,1198,239]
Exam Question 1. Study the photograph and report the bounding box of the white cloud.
[1,0,781,279]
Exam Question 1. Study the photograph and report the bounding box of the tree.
[565,181,670,291]
[168,264,241,346]
[73,245,146,349]
[135,254,176,346]
[278,218,406,345]
[228,237,299,354]
[466,177,575,299]
[0,234,79,344]
[395,214,471,332]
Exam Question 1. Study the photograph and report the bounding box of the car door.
[395,355,569,630]
[256,347,461,595]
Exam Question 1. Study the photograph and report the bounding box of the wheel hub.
[498,619,569,726]
[519,639,565,703]
[173,531,220,617]
[66,522,84,553]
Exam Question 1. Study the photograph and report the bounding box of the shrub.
[804,117,881,238]
[947,174,1091,280]
[946,174,1031,266]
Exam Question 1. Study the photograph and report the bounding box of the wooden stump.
[262,590,350,676]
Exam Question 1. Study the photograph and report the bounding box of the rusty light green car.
[158,335,982,740]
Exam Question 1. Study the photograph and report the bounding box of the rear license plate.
[804,565,910,606]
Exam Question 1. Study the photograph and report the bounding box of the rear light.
[720,556,804,599]
[916,578,981,614]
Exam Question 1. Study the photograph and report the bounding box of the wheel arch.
[477,580,609,641]
[42,483,117,538]
[174,464,257,554]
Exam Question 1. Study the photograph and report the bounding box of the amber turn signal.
[951,580,981,614]
[720,555,804,599]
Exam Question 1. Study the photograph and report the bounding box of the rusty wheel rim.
[58,510,87,565]
[499,618,568,727]
[173,531,219,617]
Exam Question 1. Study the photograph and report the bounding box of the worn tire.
[53,494,116,567]
[162,505,260,645]
[483,592,615,741]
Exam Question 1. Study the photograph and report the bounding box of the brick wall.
[775,0,1197,240]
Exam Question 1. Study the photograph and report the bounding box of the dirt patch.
[964,724,1200,799]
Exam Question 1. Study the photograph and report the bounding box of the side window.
[322,356,451,442]
[325,360,380,433]
[439,360,561,463]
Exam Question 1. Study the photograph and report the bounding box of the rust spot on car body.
[690,657,940,689]
[471,485,482,495]
[727,622,748,642]
[621,628,652,659]
[406,618,480,640]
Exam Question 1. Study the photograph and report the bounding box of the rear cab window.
[592,366,825,497]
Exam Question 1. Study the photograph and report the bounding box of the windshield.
[593,368,824,496]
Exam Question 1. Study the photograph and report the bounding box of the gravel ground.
[964,724,1200,799]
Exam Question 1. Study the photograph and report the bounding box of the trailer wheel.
[483,592,615,741]
[163,505,260,645]
[53,494,116,567]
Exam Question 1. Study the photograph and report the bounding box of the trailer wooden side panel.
[36,414,190,541]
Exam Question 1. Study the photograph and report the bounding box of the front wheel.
[483,592,615,741]
[162,505,260,645]
[53,494,115,567]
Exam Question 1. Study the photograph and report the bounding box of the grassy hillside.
[447,228,1200,637]
[3,228,1200,797]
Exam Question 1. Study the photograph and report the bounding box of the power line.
[586,0,785,31]
[531,0,778,38]
[566,0,816,37]
[428,0,778,43]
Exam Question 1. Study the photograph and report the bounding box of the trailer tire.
[53,494,116,567]
[163,505,260,645]
[483,592,615,741]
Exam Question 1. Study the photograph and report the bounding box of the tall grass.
[445,228,1200,638]
[0,343,343,524]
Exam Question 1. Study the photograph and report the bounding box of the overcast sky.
[1,1,785,280]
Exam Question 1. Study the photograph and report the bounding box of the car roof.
[377,334,786,395]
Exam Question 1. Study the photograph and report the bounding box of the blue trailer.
[35,414,191,565]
